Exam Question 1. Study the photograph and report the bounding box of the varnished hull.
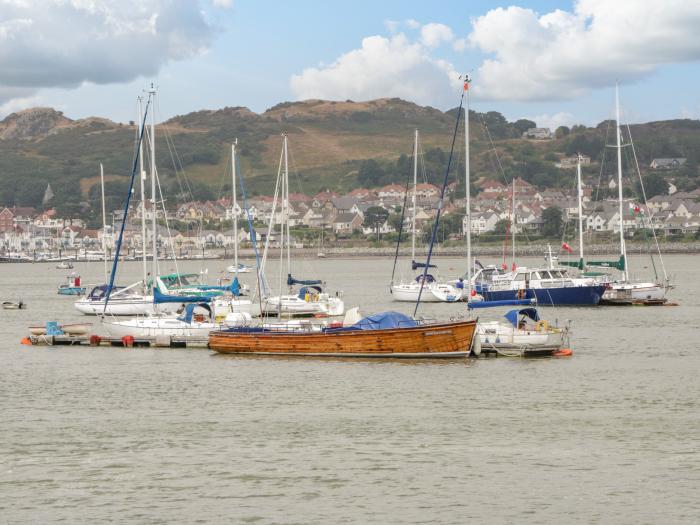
[209,319,477,358]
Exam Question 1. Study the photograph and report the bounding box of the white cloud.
[469,0,700,101]
[290,33,462,107]
[0,0,215,94]
[452,38,467,52]
[0,93,42,118]
[212,0,232,7]
[525,112,576,130]
[405,19,420,29]
[420,23,454,48]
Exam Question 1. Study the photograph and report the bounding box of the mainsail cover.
[287,274,322,286]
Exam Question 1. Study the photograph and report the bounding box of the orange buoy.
[121,335,135,347]
[89,335,102,346]
[20,337,32,345]
[553,348,573,357]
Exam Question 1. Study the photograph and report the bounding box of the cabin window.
[540,271,552,279]
[513,273,526,281]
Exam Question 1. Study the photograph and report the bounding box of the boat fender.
[20,337,32,345]
[121,335,135,347]
[553,348,573,357]
[89,335,102,346]
[535,320,550,332]
[470,333,481,357]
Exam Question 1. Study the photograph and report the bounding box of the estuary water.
[1,254,699,524]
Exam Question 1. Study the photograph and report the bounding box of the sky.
[2,0,700,129]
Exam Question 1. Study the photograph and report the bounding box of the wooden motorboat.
[209,311,477,358]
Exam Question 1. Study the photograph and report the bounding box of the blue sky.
[2,0,700,129]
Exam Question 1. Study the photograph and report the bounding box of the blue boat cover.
[231,276,240,296]
[504,308,540,327]
[287,273,322,286]
[350,311,417,330]
[297,285,323,299]
[414,273,435,283]
[467,298,535,310]
[178,303,212,324]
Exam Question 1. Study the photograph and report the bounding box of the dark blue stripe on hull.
[475,285,605,305]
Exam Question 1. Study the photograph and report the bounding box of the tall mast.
[100,163,108,283]
[148,84,158,290]
[511,178,516,268]
[232,140,239,280]
[615,83,627,281]
[137,96,148,291]
[576,153,585,269]
[464,76,471,300]
[411,128,418,263]
[284,134,291,280]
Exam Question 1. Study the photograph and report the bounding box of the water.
[1,255,699,524]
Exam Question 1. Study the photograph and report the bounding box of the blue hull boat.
[58,286,86,296]
[475,284,606,306]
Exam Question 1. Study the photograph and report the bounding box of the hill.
[1,99,699,219]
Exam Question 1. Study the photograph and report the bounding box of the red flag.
[463,81,469,91]
[562,242,573,253]
[511,262,517,271]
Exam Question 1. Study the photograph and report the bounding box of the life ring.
[535,320,550,332]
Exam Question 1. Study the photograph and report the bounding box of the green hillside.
[1,99,699,221]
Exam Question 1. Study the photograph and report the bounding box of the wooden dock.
[27,333,209,349]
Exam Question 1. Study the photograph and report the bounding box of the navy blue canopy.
[297,285,323,299]
[350,311,417,330]
[414,273,435,284]
[504,308,540,327]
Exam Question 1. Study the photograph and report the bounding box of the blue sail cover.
[231,276,240,296]
[467,298,535,310]
[287,273,322,286]
[350,311,417,330]
[504,308,540,327]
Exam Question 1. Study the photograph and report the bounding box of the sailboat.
[561,85,669,305]
[259,134,344,317]
[390,129,462,303]
[457,74,570,356]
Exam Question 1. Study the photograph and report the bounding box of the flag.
[562,242,573,253]
[511,262,517,271]
[463,81,469,91]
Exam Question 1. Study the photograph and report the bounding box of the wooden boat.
[209,311,477,358]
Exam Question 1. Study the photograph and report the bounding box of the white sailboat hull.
[212,297,261,318]
[391,282,461,303]
[74,296,181,316]
[262,295,345,316]
[478,321,566,355]
[602,281,666,302]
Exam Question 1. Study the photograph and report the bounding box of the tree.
[387,212,405,233]
[555,125,570,139]
[358,159,386,187]
[542,206,563,238]
[514,119,536,136]
[636,172,668,199]
[364,206,389,240]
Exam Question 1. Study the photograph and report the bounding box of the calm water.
[1,255,699,524]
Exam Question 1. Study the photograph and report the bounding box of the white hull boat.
[602,281,666,303]
[262,294,345,316]
[391,281,461,303]
[74,295,181,316]
[212,297,261,319]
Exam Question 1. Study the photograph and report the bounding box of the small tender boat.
[56,261,74,269]
[209,311,477,358]
[58,273,86,296]
[3,300,26,310]
[28,322,92,335]
[474,306,569,357]
[226,263,252,274]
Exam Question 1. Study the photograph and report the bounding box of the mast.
[464,77,472,300]
[411,128,418,263]
[511,178,516,268]
[232,140,239,280]
[615,83,627,281]
[283,133,291,283]
[576,153,585,269]
[100,163,108,282]
[137,96,148,292]
[148,84,158,292]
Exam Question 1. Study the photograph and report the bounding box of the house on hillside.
[522,127,552,139]
[332,213,363,234]
[377,184,406,199]
[556,155,591,168]
[650,158,686,170]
